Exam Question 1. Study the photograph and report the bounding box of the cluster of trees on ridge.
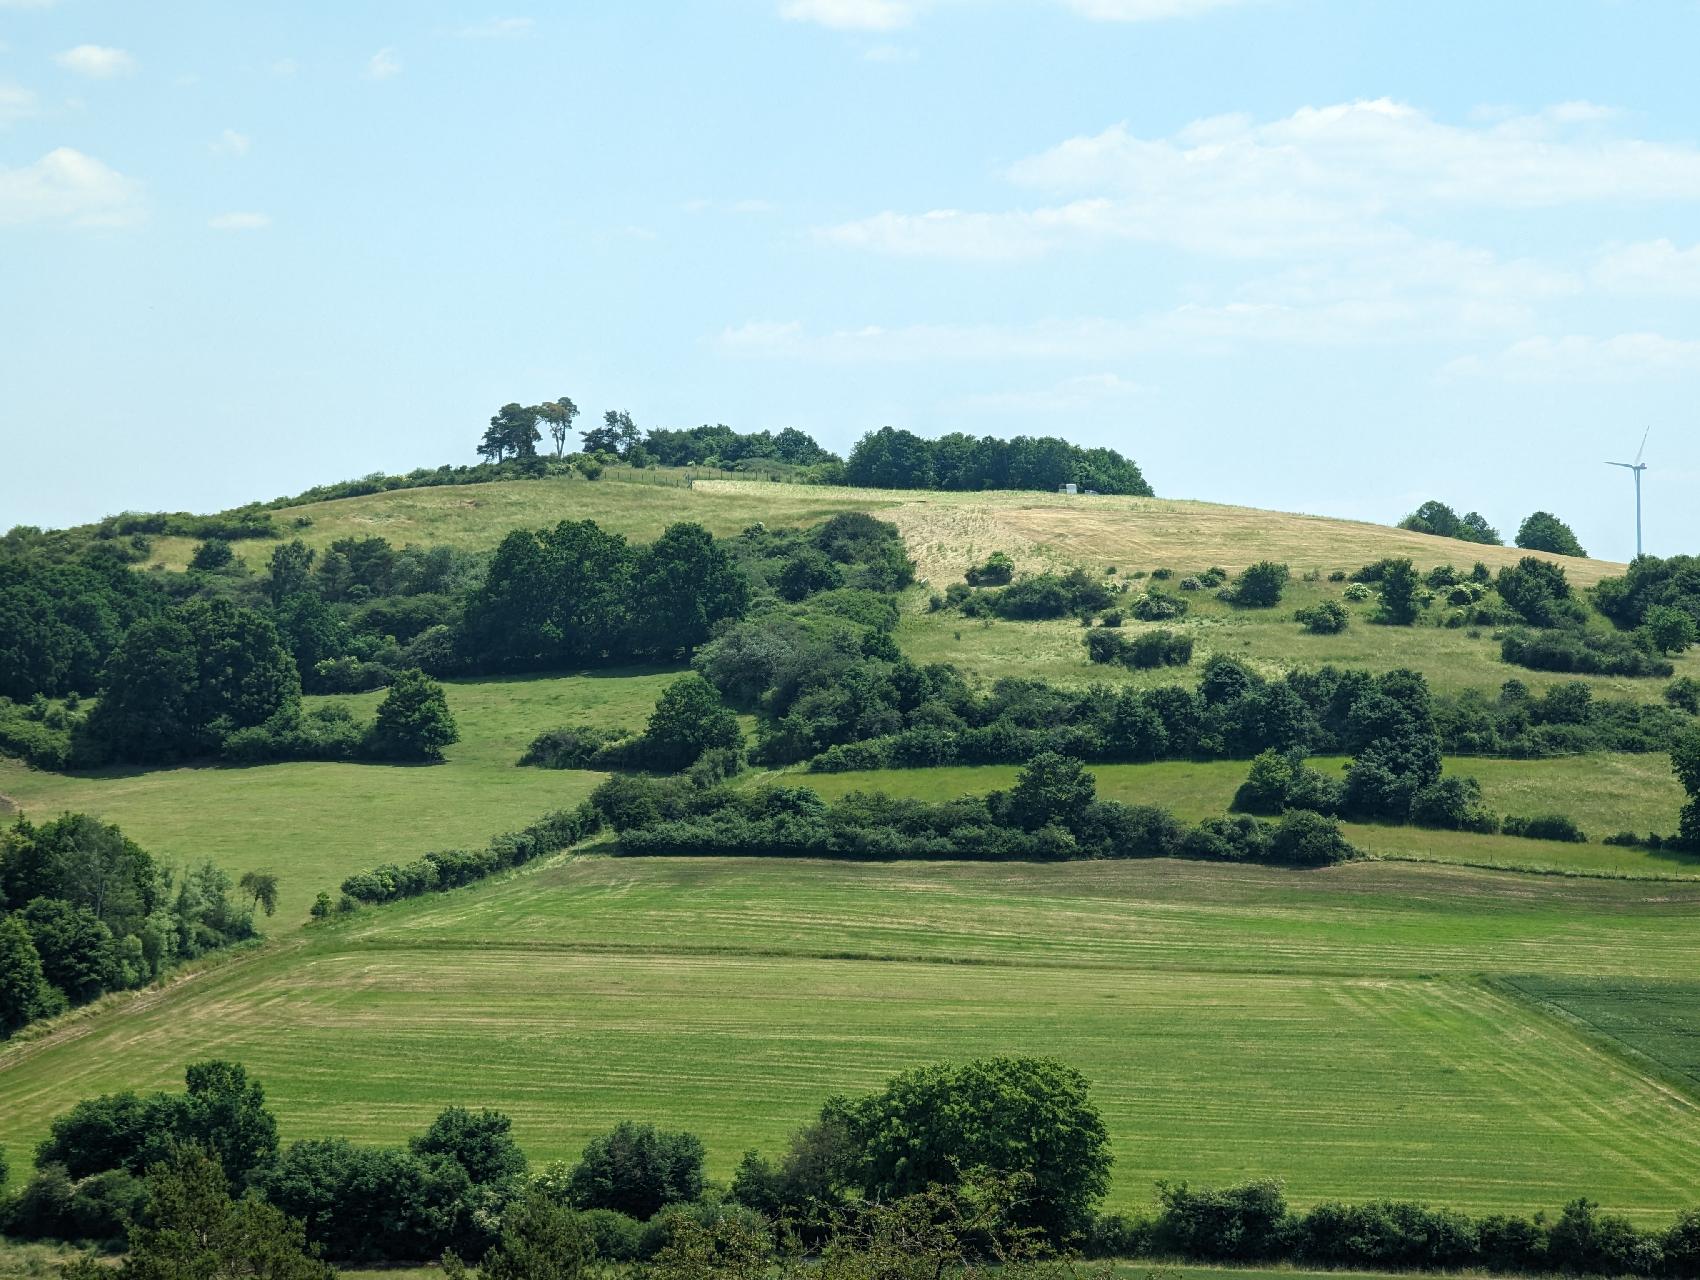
[0,815,258,1040]
[7,1057,1700,1280]
[1398,499,1590,558]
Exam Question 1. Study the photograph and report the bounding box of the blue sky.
[3,0,1698,560]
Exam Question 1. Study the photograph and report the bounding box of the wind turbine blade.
[1606,461,1633,468]
[1636,426,1650,465]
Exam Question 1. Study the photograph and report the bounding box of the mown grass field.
[5,854,1700,1222]
[1497,976,1700,1092]
[0,670,674,927]
[775,753,1698,879]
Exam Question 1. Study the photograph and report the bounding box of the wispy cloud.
[780,0,921,31]
[365,47,401,80]
[0,83,37,126]
[1443,334,1700,382]
[54,44,136,78]
[210,128,251,158]
[208,211,270,231]
[822,100,1700,262]
[0,147,142,227]
[1594,240,1700,298]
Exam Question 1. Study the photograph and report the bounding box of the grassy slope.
[0,670,674,927]
[4,856,1700,1221]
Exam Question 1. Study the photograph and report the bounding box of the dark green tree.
[826,1056,1111,1241]
[1374,558,1421,625]
[177,1059,281,1190]
[1642,604,1697,656]
[582,410,640,457]
[1006,752,1097,831]
[238,871,279,917]
[0,914,53,1035]
[366,669,459,761]
[265,540,316,606]
[20,898,118,1003]
[1496,557,1573,627]
[467,1184,593,1280]
[461,521,635,670]
[566,1121,705,1220]
[83,614,198,761]
[641,675,742,771]
[629,523,751,660]
[1515,510,1587,558]
[410,1106,529,1187]
[1232,561,1290,608]
[479,404,542,462]
[845,426,936,489]
[123,1146,334,1280]
[189,539,236,572]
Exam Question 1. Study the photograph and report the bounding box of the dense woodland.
[0,815,256,1038]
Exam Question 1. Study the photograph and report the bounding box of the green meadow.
[4,855,1700,1223]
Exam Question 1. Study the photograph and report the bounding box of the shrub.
[1501,813,1587,843]
[1267,810,1358,866]
[1342,582,1372,602]
[1294,600,1349,634]
[1515,511,1587,558]
[1667,677,1700,714]
[1131,590,1187,622]
[1230,561,1290,608]
[1127,629,1193,669]
[1155,1179,1291,1262]
[365,669,459,761]
[519,725,631,769]
[188,538,236,572]
[965,552,1015,587]
[1411,776,1499,833]
[1501,628,1673,679]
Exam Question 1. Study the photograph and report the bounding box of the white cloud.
[779,0,920,30]
[823,100,1700,261]
[1059,0,1259,19]
[365,47,401,80]
[1443,334,1700,382]
[210,128,251,158]
[459,17,533,37]
[0,147,141,227]
[1594,240,1700,298]
[208,211,270,231]
[956,372,1145,412]
[54,44,136,78]
[0,83,37,126]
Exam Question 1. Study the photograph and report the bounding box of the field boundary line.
[1485,975,1700,1108]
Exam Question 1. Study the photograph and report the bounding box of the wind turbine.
[1606,428,1650,559]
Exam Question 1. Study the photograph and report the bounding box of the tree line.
[0,815,257,1040]
[845,425,1152,495]
[7,1057,1700,1280]
[1398,499,1589,558]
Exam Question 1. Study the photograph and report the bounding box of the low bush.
[1501,813,1588,843]
[1501,628,1673,678]
[1294,600,1349,634]
[339,805,599,905]
[1131,590,1187,622]
[965,552,1015,587]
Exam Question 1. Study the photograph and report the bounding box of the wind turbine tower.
[1606,428,1651,559]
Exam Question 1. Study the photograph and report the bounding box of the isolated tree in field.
[1233,561,1291,608]
[538,395,580,457]
[1457,510,1502,545]
[1642,604,1697,656]
[567,1121,705,1219]
[367,669,458,761]
[826,1055,1111,1241]
[238,870,279,918]
[642,674,742,770]
[122,1145,333,1280]
[1496,556,1574,628]
[1516,510,1587,558]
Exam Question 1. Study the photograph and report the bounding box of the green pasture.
[773,753,1697,878]
[5,855,1700,1222]
[0,670,675,927]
